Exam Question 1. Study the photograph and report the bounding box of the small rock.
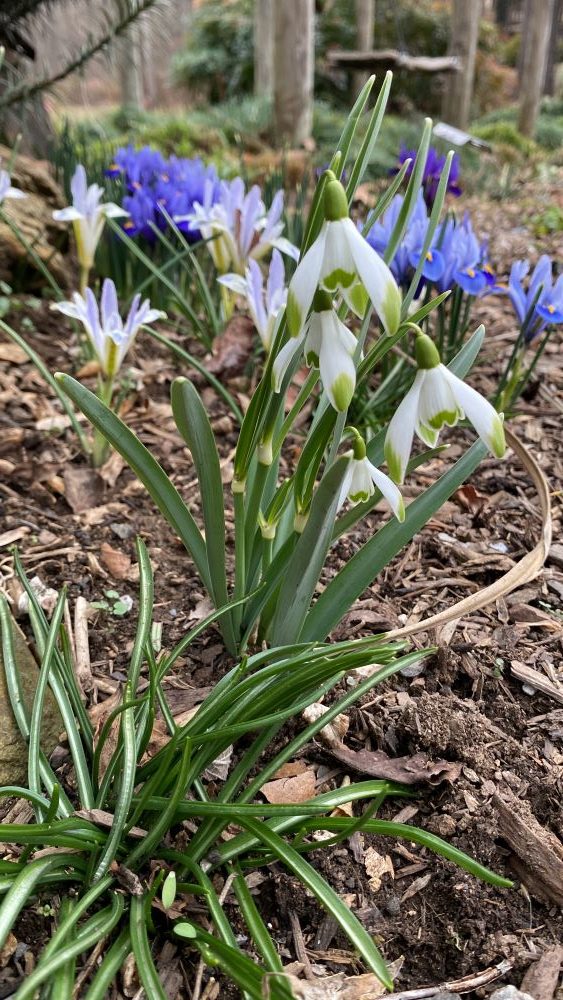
[433,993,461,1000]
[0,615,61,786]
[383,895,401,917]
[490,988,534,1000]
[548,543,563,569]
[110,522,135,541]
[426,814,457,837]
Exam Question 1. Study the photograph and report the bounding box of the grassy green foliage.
[0,549,512,994]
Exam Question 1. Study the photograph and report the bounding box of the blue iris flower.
[505,255,563,341]
[435,214,499,297]
[366,191,445,289]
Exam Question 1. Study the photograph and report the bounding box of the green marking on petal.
[427,408,460,430]
[305,350,319,368]
[322,268,355,291]
[348,282,369,315]
[384,443,404,485]
[382,281,402,335]
[396,496,406,522]
[286,289,302,337]
[489,415,506,457]
[331,373,355,412]
[349,489,370,503]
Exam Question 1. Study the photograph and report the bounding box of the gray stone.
[0,614,62,786]
[490,988,535,1000]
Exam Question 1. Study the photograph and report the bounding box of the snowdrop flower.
[53,165,127,275]
[51,278,165,378]
[286,172,401,339]
[504,255,563,342]
[274,289,358,412]
[218,249,287,352]
[339,431,405,521]
[0,162,26,205]
[181,177,299,274]
[385,332,506,484]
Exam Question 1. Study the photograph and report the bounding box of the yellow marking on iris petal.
[124,220,135,230]
[483,264,494,275]
[548,304,555,315]
[426,251,433,262]
[466,267,476,279]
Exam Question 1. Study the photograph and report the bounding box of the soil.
[0,172,562,998]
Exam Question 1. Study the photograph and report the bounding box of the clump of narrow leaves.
[0,546,511,997]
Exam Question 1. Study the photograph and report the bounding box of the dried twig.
[384,959,513,1000]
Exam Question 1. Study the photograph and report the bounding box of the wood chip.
[493,787,563,905]
[520,945,563,1000]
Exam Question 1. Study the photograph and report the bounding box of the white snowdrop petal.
[384,372,424,484]
[286,226,327,336]
[344,218,402,335]
[444,369,506,457]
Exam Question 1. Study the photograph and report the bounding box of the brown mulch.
[0,178,562,999]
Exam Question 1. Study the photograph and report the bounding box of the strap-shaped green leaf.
[171,378,236,653]
[270,456,348,645]
[301,438,487,641]
[239,817,393,989]
[56,374,212,595]
[345,70,392,201]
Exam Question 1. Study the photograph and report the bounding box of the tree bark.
[441,0,481,129]
[518,0,554,136]
[273,0,315,146]
[544,0,562,95]
[254,0,274,98]
[352,0,374,97]
[117,20,144,111]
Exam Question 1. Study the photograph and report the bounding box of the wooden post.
[441,0,481,129]
[254,0,274,98]
[352,0,374,97]
[518,0,554,136]
[273,0,315,145]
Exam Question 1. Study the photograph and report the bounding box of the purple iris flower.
[366,191,445,289]
[394,146,462,207]
[504,255,563,341]
[106,146,219,244]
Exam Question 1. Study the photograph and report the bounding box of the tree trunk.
[441,0,481,129]
[352,0,374,97]
[494,0,511,28]
[117,21,144,111]
[254,0,274,98]
[518,0,554,136]
[544,0,562,95]
[273,0,315,146]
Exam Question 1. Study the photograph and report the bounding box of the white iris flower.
[53,165,127,273]
[0,162,26,205]
[218,249,287,352]
[385,333,506,484]
[286,172,401,339]
[52,278,165,378]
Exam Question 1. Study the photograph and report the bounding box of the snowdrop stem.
[326,410,347,467]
